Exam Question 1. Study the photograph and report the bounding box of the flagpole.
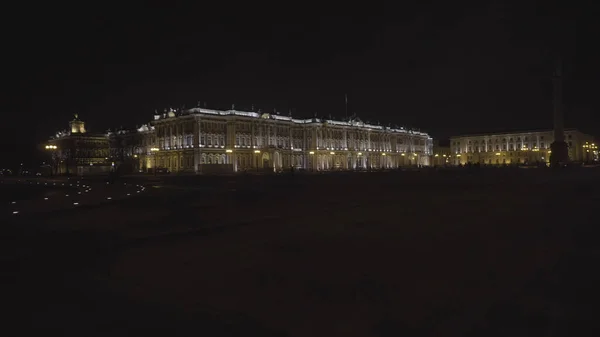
[345,93,348,120]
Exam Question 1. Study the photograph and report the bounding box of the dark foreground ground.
[2,169,599,336]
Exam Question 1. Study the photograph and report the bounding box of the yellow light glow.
[442,154,446,157]
[330,152,335,155]
[456,154,461,157]
[401,153,405,156]
[357,152,362,156]
[150,147,159,152]
[225,149,233,153]
[435,154,439,157]
[309,151,315,155]
[133,154,138,158]
[382,153,386,156]
[254,150,260,153]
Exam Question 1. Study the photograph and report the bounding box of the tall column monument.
[550,59,569,167]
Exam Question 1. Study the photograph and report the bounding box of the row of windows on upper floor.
[154,122,429,141]
[149,133,427,149]
[151,133,429,152]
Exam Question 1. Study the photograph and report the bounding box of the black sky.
[1,1,598,166]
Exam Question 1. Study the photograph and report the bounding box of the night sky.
[2,1,598,167]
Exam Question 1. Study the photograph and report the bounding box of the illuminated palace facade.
[450,129,597,166]
[137,107,433,173]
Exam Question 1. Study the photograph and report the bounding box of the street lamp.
[150,147,159,175]
[45,145,58,176]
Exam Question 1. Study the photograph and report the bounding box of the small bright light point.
[78,192,81,194]
[11,201,16,204]
[73,202,79,205]
[65,194,69,197]
[44,198,48,200]
[106,197,112,200]
[127,193,131,196]
[13,211,19,214]
[137,191,140,193]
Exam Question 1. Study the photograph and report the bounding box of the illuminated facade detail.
[450,129,596,166]
[138,107,434,173]
[69,114,86,134]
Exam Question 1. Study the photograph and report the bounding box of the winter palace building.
[137,107,434,173]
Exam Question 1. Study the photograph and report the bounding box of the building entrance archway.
[261,152,271,168]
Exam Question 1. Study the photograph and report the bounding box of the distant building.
[432,141,451,166]
[136,107,434,173]
[449,129,597,166]
[46,115,112,175]
[45,115,145,176]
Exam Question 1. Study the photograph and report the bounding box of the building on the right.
[449,129,597,166]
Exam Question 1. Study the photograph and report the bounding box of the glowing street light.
[150,147,159,175]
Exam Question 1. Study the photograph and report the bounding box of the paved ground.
[1,177,146,221]
[1,169,599,336]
